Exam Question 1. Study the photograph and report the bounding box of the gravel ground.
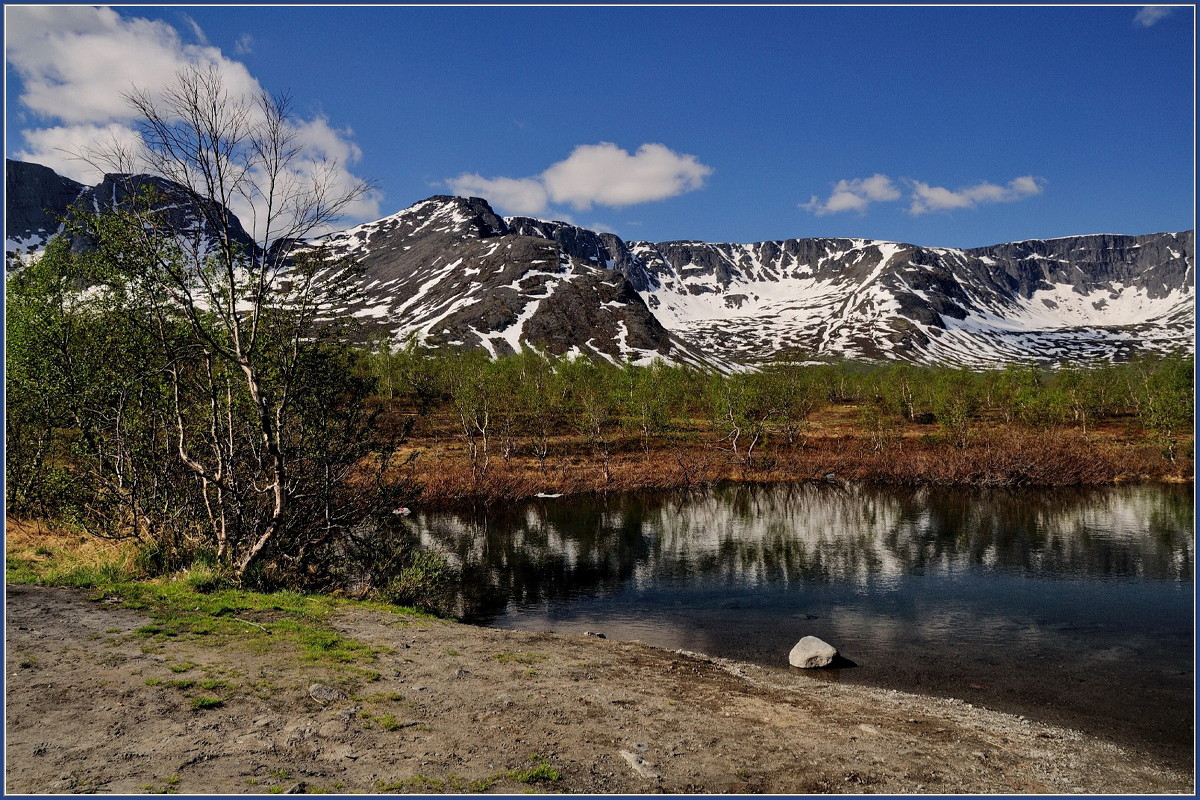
[4,584,1193,795]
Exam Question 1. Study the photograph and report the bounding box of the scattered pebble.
[308,684,347,705]
[619,749,661,780]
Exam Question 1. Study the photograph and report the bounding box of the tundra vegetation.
[359,340,1193,499]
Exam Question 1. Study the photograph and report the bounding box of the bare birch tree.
[74,64,394,582]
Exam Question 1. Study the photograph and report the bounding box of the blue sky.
[5,5,1195,248]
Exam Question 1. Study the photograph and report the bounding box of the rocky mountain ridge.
[6,158,1194,368]
[6,158,257,265]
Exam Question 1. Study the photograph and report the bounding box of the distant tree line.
[363,338,1195,471]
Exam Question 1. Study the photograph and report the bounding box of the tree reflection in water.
[407,483,1193,621]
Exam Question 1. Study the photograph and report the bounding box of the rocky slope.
[621,231,1194,365]
[6,158,1194,368]
[5,159,85,259]
[5,158,256,266]
[299,196,711,367]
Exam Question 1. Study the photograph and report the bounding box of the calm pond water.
[408,483,1195,768]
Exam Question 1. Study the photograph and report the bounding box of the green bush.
[381,550,458,615]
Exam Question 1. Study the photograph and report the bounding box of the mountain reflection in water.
[406,483,1194,768]
[409,484,1192,620]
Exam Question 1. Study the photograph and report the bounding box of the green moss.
[376,713,403,731]
[376,773,468,793]
[468,776,499,792]
[7,546,441,679]
[507,754,561,784]
[190,696,222,710]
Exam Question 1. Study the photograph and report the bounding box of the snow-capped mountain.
[301,196,710,367]
[5,159,85,259]
[620,231,1194,365]
[491,211,1193,366]
[5,158,257,266]
[6,158,1194,368]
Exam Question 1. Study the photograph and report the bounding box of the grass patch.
[7,529,442,679]
[376,713,404,731]
[492,651,546,666]
[380,758,561,795]
[164,679,196,690]
[167,661,196,673]
[508,763,561,784]
[510,763,560,784]
[378,774,469,793]
[507,754,561,785]
[190,696,223,710]
[5,521,138,588]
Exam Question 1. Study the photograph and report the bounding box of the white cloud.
[447,142,712,215]
[5,6,258,126]
[908,183,974,212]
[291,116,364,166]
[802,172,1044,218]
[1135,6,1177,27]
[448,174,549,216]
[180,13,209,46]
[802,173,900,216]
[14,123,148,182]
[541,142,712,210]
[234,34,254,55]
[908,175,1044,216]
[6,6,379,231]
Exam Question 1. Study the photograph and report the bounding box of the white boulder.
[789,636,838,668]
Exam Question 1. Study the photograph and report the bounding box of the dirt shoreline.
[4,584,1192,795]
